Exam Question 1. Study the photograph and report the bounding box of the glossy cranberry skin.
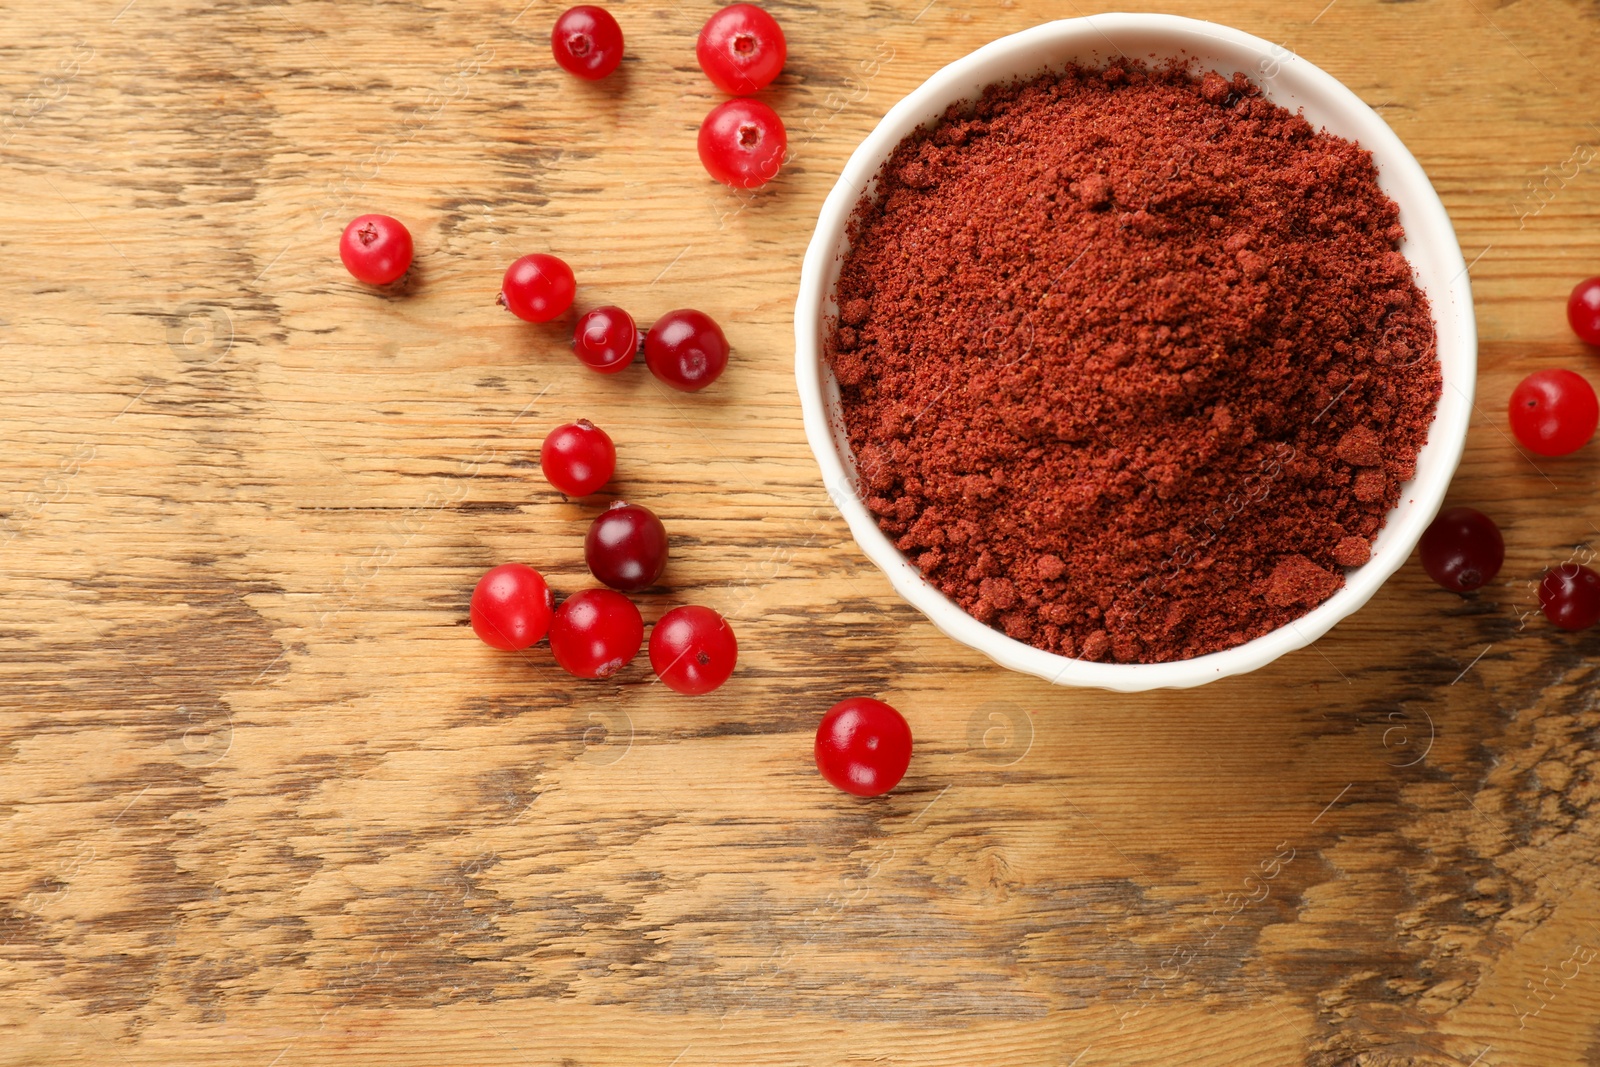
[573,306,639,373]
[540,420,616,497]
[499,254,576,323]
[644,309,729,391]
[1539,564,1600,631]
[697,99,787,189]
[649,606,738,695]
[696,4,787,95]
[1418,507,1505,593]
[552,6,624,80]
[815,697,913,798]
[339,214,413,285]
[549,589,643,678]
[1568,277,1600,346]
[585,501,668,592]
[470,563,555,651]
[1508,369,1598,456]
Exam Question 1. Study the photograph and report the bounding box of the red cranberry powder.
[827,64,1441,664]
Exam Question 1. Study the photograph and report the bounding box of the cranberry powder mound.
[827,64,1442,664]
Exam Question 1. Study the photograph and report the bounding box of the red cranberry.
[644,309,729,391]
[1508,369,1598,457]
[1418,507,1504,592]
[649,606,737,695]
[499,253,576,322]
[1539,564,1600,631]
[469,564,555,650]
[814,697,913,797]
[696,4,786,95]
[552,5,624,80]
[697,99,786,189]
[573,305,639,374]
[549,589,643,678]
[540,420,616,497]
[1568,276,1600,346]
[585,501,668,592]
[339,214,413,285]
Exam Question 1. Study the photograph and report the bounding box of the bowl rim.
[794,12,1476,692]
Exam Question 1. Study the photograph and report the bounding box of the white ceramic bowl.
[794,13,1475,692]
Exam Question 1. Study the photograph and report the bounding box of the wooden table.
[3,1,1597,1064]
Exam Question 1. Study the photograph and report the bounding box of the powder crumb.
[1332,536,1372,568]
[831,349,868,387]
[1336,425,1384,467]
[1267,555,1342,608]
[1081,630,1111,661]
[979,576,1018,611]
[1235,249,1269,280]
[1354,468,1387,502]
[1036,553,1066,580]
[1210,403,1235,434]
[1075,173,1112,207]
[1200,71,1231,104]
[840,298,871,326]
[855,443,893,491]
[1002,613,1033,640]
[1042,601,1075,625]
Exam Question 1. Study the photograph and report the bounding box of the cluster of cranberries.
[1417,275,1600,633]
[340,215,906,794]
[335,13,914,793]
[501,253,731,391]
[478,425,912,794]
[472,420,739,694]
[478,420,915,791]
[550,4,789,190]
[339,216,729,392]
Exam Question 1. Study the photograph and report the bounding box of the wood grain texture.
[2,0,1599,1064]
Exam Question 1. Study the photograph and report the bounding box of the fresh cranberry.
[1568,276,1600,346]
[339,214,413,285]
[1508,369,1599,456]
[644,309,729,391]
[499,254,576,322]
[1539,564,1600,631]
[697,99,786,189]
[573,305,639,373]
[541,420,616,497]
[696,4,786,95]
[814,697,913,797]
[552,6,624,80]
[549,589,643,678]
[1418,506,1504,592]
[470,563,555,650]
[585,501,668,592]
[649,606,738,695]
